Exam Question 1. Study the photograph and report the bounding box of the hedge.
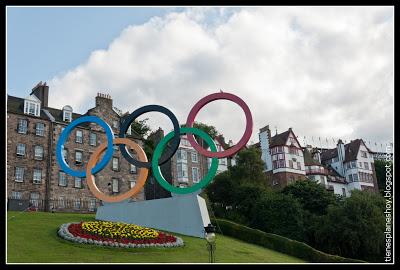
[211,218,365,263]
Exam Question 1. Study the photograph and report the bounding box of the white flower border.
[58,222,184,248]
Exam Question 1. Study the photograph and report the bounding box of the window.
[272,179,278,186]
[74,199,81,210]
[74,177,82,188]
[112,157,119,171]
[33,169,42,184]
[89,199,96,211]
[130,179,136,188]
[75,151,83,165]
[359,162,363,168]
[348,174,353,182]
[62,149,68,163]
[192,167,200,183]
[30,192,40,207]
[364,162,369,170]
[112,178,119,193]
[24,101,40,116]
[15,167,24,182]
[342,188,346,197]
[289,147,297,155]
[58,197,65,209]
[76,130,83,143]
[89,132,97,146]
[35,123,45,136]
[63,111,72,122]
[297,162,301,170]
[353,173,359,182]
[130,164,137,174]
[16,143,26,156]
[361,151,367,158]
[113,120,119,129]
[34,145,44,160]
[289,160,293,168]
[191,152,198,163]
[220,158,227,165]
[177,163,188,179]
[351,161,356,168]
[177,149,187,162]
[11,191,22,199]
[59,171,67,186]
[18,119,28,134]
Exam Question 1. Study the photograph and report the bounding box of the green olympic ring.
[151,127,219,194]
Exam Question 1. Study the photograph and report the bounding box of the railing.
[7,198,101,213]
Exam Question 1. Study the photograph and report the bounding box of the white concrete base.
[95,193,210,238]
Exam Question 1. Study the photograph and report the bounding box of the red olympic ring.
[185,92,253,158]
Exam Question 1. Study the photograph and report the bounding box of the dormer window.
[62,105,73,122]
[24,95,41,117]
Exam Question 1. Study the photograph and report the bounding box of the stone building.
[7,82,145,212]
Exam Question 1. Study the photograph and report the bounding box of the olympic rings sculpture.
[56,92,253,202]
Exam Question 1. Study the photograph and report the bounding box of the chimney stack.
[31,81,49,107]
[96,92,113,108]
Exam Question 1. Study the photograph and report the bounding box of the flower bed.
[58,221,184,248]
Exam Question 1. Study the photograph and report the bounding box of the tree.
[230,146,266,186]
[314,190,386,262]
[130,118,151,139]
[206,170,235,208]
[250,192,305,241]
[282,180,337,215]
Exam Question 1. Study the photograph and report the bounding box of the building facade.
[7,82,145,212]
[258,125,307,188]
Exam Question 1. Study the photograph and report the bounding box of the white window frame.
[191,152,198,163]
[34,145,44,160]
[177,149,187,163]
[89,199,96,211]
[30,192,40,207]
[74,177,82,188]
[35,122,45,136]
[18,119,28,134]
[24,100,40,117]
[364,162,369,170]
[15,167,24,182]
[177,163,188,180]
[33,169,42,184]
[192,167,200,183]
[63,110,72,122]
[16,143,26,156]
[112,178,119,193]
[75,151,83,164]
[89,132,97,146]
[130,164,137,174]
[112,157,119,171]
[113,120,119,129]
[76,130,83,143]
[130,179,136,188]
[59,171,67,186]
[58,196,65,209]
[11,191,22,199]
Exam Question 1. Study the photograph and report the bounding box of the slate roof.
[320,139,372,163]
[7,95,48,119]
[270,129,291,147]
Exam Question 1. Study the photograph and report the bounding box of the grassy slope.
[7,211,305,263]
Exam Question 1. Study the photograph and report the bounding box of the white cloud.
[48,6,394,151]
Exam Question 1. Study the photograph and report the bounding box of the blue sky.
[6,6,394,148]
[7,7,182,95]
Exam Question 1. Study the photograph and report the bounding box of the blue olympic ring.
[56,115,115,178]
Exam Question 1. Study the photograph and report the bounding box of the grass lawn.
[7,211,305,263]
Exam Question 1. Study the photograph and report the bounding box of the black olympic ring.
[119,105,181,168]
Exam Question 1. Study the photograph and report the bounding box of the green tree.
[314,190,386,262]
[250,192,305,241]
[206,170,235,207]
[282,180,337,215]
[130,118,151,138]
[230,146,266,186]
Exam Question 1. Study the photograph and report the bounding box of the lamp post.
[204,223,216,263]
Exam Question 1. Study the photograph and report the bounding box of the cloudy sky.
[7,6,394,151]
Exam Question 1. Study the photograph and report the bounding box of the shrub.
[211,218,364,263]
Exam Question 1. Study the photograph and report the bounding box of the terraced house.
[7,82,145,213]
